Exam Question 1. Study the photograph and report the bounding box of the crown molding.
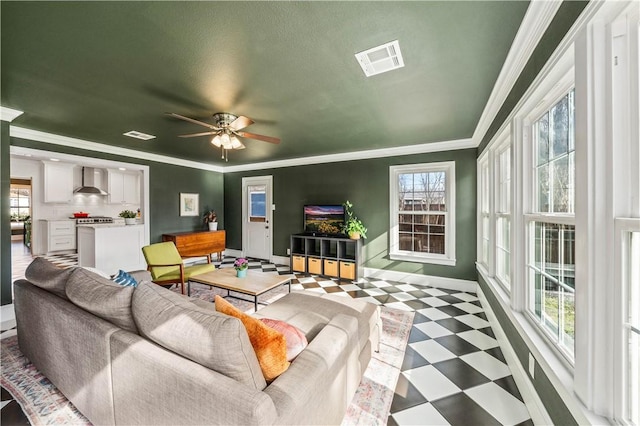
[0,106,24,122]
[9,124,475,173]
[222,138,476,173]
[10,126,225,173]
[472,1,563,147]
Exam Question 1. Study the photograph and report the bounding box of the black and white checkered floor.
[3,251,533,426]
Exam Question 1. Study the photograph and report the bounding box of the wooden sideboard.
[162,230,225,263]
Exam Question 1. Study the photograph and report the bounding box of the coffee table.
[188,268,294,311]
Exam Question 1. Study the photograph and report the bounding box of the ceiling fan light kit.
[169,111,280,161]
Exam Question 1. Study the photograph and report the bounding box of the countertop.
[76,223,143,229]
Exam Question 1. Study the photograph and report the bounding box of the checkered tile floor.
[5,247,533,425]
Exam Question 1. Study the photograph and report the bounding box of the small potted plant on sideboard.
[203,210,218,231]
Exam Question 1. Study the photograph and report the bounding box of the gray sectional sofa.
[14,258,380,425]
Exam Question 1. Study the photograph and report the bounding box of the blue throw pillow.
[112,270,138,287]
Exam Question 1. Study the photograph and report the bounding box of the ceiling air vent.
[355,40,404,77]
[123,130,155,140]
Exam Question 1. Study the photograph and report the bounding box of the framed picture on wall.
[179,193,199,216]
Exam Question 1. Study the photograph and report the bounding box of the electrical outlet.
[286,248,291,255]
[528,353,535,379]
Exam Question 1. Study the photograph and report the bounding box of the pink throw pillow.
[259,318,308,361]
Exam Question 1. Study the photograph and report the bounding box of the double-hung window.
[478,157,490,269]
[495,143,511,290]
[389,162,456,266]
[526,89,576,360]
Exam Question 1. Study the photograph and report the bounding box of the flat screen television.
[303,205,345,236]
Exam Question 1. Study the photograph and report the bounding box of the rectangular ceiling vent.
[123,130,156,140]
[355,40,404,77]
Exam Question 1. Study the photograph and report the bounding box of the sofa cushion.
[132,282,267,390]
[65,268,138,334]
[215,295,289,381]
[24,257,74,300]
[259,318,308,361]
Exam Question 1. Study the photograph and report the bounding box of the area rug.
[1,304,413,426]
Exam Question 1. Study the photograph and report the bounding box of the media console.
[290,233,363,281]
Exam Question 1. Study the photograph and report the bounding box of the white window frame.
[524,81,577,364]
[478,154,491,271]
[494,138,512,292]
[389,162,456,266]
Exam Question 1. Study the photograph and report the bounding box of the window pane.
[552,156,571,213]
[496,217,510,287]
[628,232,640,425]
[529,222,575,358]
[551,95,570,158]
[534,90,575,214]
[537,112,549,166]
[248,186,266,218]
[537,165,549,212]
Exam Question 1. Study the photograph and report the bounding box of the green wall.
[9,138,224,243]
[478,275,578,425]
[224,148,477,281]
[1,122,11,305]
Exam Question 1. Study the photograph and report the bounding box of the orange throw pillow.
[214,295,290,381]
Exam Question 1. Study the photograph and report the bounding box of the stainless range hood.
[74,167,108,195]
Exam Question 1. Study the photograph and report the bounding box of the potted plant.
[342,200,367,240]
[234,257,249,278]
[203,210,218,231]
[119,209,137,225]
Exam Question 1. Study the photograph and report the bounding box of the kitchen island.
[77,224,145,275]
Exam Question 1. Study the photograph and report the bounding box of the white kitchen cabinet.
[43,161,74,203]
[77,224,145,275]
[107,169,140,204]
[41,220,76,253]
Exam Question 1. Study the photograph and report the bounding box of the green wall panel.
[224,148,477,281]
[477,274,578,425]
[9,138,224,244]
[1,122,11,305]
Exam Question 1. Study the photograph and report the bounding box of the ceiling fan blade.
[229,115,254,131]
[237,131,281,144]
[178,131,218,138]
[166,112,219,130]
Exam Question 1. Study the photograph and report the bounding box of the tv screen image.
[304,205,345,235]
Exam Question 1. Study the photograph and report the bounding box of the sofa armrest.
[110,331,278,425]
[264,313,360,425]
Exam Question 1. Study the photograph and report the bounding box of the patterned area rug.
[1,304,413,425]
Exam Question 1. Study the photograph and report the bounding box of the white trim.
[0,106,24,122]
[388,252,456,267]
[476,285,553,426]
[10,126,225,173]
[472,1,563,146]
[271,254,289,266]
[223,138,475,173]
[9,124,474,173]
[477,267,607,426]
[364,267,476,293]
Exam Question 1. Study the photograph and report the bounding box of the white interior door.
[242,176,272,261]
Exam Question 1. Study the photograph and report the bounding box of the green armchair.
[141,241,215,295]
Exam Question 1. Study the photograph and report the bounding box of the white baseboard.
[363,267,477,292]
[224,248,242,258]
[271,255,289,266]
[476,286,553,426]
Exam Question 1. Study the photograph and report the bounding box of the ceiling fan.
[167,112,280,161]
